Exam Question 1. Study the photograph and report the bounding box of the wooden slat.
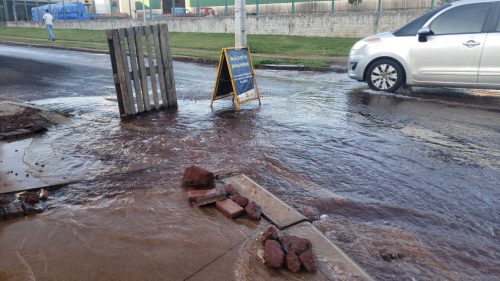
[129,66,157,79]
[152,24,168,106]
[117,28,136,115]
[126,27,145,113]
[159,24,174,107]
[162,24,177,107]
[144,25,160,109]
[134,26,151,111]
[106,29,126,116]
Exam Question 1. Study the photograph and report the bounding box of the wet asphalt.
[0,44,499,280]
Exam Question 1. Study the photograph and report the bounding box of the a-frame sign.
[211,47,261,110]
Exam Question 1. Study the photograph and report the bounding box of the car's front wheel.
[366,59,404,92]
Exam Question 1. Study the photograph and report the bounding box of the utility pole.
[234,0,246,48]
[141,0,145,22]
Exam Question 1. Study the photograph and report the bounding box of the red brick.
[215,199,244,218]
[195,191,227,207]
[187,189,218,202]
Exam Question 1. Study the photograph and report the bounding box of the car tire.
[366,59,404,92]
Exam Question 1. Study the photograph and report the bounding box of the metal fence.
[1,0,442,23]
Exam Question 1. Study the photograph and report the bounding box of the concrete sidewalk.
[0,175,371,281]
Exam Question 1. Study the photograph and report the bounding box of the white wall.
[8,10,426,38]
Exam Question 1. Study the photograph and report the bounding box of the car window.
[431,3,490,35]
[393,3,450,36]
[497,15,500,32]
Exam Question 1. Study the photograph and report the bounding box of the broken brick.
[195,191,227,207]
[20,191,40,203]
[230,193,249,207]
[224,184,236,196]
[286,252,302,273]
[245,201,262,220]
[298,249,317,272]
[215,199,244,218]
[280,235,311,255]
[188,189,218,202]
[264,239,285,269]
[261,226,279,245]
[3,201,25,218]
[182,166,214,187]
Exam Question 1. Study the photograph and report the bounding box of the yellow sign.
[210,47,261,110]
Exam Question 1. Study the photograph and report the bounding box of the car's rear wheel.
[366,59,404,92]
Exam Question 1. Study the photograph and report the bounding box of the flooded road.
[1,45,500,280]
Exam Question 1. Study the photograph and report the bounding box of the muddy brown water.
[1,46,500,280]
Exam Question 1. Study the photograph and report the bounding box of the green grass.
[0,26,358,69]
[169,32,358,57]
[0,26,107,43]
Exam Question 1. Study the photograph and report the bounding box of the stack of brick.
[182,166,262,220]
[260,226,318,273]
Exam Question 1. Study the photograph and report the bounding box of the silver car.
[348,0,500,92]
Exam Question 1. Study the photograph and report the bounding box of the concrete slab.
[223,174,307,229]
[284,222,375,281]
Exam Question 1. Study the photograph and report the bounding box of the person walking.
[42,9,56,41]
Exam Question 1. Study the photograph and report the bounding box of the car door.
[478,3,500,85]
[411,3,490,84]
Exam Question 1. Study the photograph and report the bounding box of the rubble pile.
[182,166,262,220]
[260,226,318,273]
[0,188,49,221]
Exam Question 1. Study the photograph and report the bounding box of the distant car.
[347,0,500,92]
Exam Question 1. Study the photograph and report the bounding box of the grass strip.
[0,27,357,69]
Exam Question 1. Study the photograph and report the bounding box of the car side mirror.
[417,26,432,42]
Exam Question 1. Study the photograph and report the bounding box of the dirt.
[0,107,51,140]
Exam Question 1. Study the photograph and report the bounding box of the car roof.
[452,0,499,6]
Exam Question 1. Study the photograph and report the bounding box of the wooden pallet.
[106,24,177,118]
